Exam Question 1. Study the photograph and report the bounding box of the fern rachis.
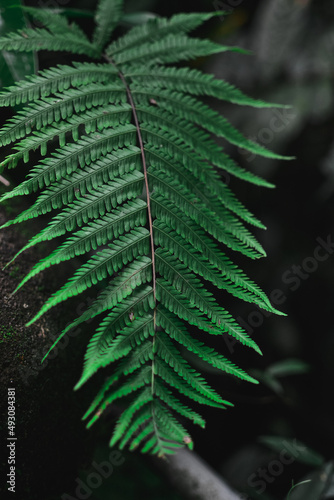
[0,1,289,456]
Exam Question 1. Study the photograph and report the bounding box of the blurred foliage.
[0,0,35,87]
[259,436,324,467]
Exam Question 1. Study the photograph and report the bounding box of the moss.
[9,265,21,279]
[0,184,21,216]
[0,325,17,343]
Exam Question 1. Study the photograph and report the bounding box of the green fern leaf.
[0,28,99,58]
[0,4,289,455]
[113,34,242,66]
[83,341,154,423]
[0,84,127,149]
[0,62,118,107]
[75,290,155,388]
[1,104,132,170]
[155,249,262,353]
[155,332,227,405]
[10,200,147,289]
[93,0,124,52]
[6,170,144,263]
[125,65,289,108]
[106,12,224,57]
[134,88,292,160]
[154,379,205,428]
[26,227,150,326]
[156,307,258,383]
[21,6,88,39]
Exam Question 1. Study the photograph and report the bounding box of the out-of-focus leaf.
[259,436,325,467]
[287,462,334,500]
[323,465,334,498]
[56,8,94,19]
[9,4,94,18]
[121,12,158,26]
[251,368,284,395]
[250,358,309,396]
[267,359,310,378]
[0,1,35,87]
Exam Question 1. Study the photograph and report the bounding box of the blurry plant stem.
[154,448,241,500]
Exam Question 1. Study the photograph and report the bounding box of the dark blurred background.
[1,0,334,499]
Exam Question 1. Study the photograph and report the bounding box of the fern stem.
[104,56,156,300]
[104,55,158,399]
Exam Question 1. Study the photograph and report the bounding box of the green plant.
[0,0,289,456]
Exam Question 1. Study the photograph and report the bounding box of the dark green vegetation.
[0,325,16,343]
[0,0,290,456]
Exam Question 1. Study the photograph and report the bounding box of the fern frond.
[0,84,127,149]
[10,200,147,289]
[0,62,118,107]
[82,314,154,379]
[155,249,261,353]
[0,28,99,58]
[149,170,265,259]
[145,145,266,229]
[113,34,241,66]
[1,126,137,200]
[7,170,144,262]
[106,12,224,57]
[75,290,155,387]
[61,256,152,331]
[93,0,124,52]
[141,118,273,187]
[109,387,152,446]
[26,228,150,326]
[0,5,288,455]
[125,65,287,108]
[83,341,154,421]
[154,379,205,428]
[134,88,291,160]
[157,307,258,383]
[156,332,226,405]
[153,220,277,313]
[1,104,133,170]
[154,358,228,410]
[22,6,88,39]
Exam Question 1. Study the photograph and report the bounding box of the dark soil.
[0,202,96,499]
